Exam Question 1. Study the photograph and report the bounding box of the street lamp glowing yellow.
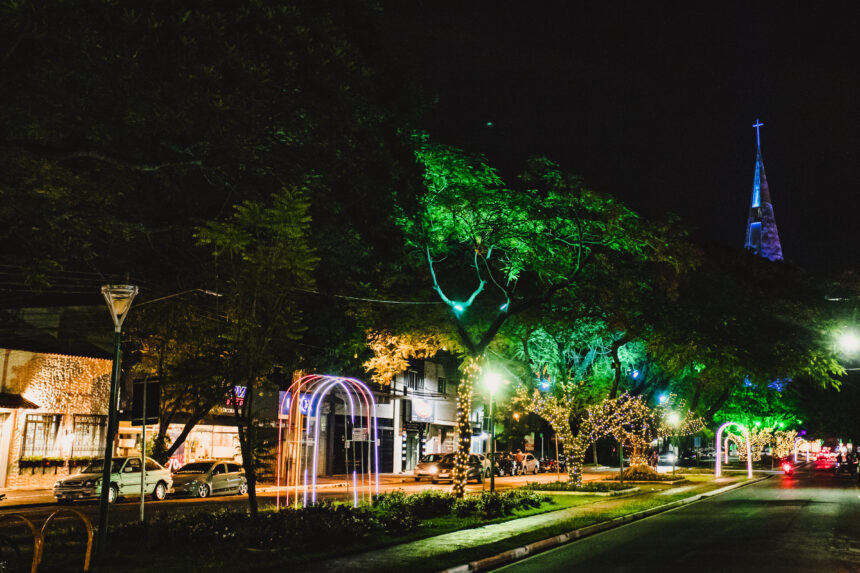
[484,371,502,492]
[667,412,680,477]
[838,331,860,354]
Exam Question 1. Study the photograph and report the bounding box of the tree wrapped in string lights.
[737,427,772,461]
[516,386,577,473]
[567,393,654,486]
[772,430,798,460]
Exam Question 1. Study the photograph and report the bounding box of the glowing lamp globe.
[101,284,138,331]
[838,331,860,354]
[667,412,680,426]
[484,372,502,396]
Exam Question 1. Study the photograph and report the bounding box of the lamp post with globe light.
[96,284,138,559]
[837,330,860,355]
[667,411,680,478]
[484,372,502,492]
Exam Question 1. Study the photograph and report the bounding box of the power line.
[291,287,443,305]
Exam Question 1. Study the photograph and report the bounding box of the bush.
[405,489,456,519]
[457,490,549,519]
[110,500,421,559]
[521,480,632,492]
[452,496,479,517]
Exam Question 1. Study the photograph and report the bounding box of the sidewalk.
[310,475,761,573]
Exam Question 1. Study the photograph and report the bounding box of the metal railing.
[0,509,93,572]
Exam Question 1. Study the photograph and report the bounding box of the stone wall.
[1,349,111,489]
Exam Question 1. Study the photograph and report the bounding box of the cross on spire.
[753,119,764,147]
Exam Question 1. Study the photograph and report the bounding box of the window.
[226,463,241,473]
[72,415,106,458]
[145,459,161,471]
[437,377,447,394]
[124,458,141,473]
[406,370,424,391]
[21,414,62,458]
[212,463,225,476]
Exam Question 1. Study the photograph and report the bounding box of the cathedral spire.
[744,119,783,261]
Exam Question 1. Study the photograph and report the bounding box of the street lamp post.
[667,412,680,478]
[484,372,502,493]
[96,285,138,559]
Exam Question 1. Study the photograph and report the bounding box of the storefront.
[116,417,241,470]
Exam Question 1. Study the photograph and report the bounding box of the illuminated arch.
[716,422,752,478]
[724,433,745,463]
[276,375,380,509]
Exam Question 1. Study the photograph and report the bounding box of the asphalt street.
[496,464,860,573]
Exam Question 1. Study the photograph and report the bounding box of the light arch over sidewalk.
[715,422,753,478]
[276,374,380,509]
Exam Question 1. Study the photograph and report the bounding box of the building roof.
[0,392,39,409]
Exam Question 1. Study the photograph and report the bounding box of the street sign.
[131,380,159,426]
[352,428,369,441]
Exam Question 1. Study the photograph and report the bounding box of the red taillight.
[782,463,791,471]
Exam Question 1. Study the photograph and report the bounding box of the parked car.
[54,457,172,504]
[413,453,447,481]
[520,453,540,474]
[414,453,482,484]
[171,460,248,498]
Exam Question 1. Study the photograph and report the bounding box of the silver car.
[54,457,172,504]
[171,460,248,498]
[413,453,446,481]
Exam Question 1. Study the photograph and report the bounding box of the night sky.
[393,4,860,274]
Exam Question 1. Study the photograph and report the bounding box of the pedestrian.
[649,449,659,470]
[515,449,524,475]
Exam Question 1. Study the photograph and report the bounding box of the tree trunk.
[452,357,480,498]
[704,388,731,423]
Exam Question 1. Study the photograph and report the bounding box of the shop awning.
[0,392,39,409]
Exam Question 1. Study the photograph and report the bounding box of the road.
[496,464,860,573]
[0,470,572,530]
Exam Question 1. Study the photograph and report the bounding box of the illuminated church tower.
[744,119,783,261]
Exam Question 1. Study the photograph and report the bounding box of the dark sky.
[393,4,860,274]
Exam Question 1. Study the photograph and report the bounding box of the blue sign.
[279,391,317,417]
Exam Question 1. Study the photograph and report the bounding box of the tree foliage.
[196,187,317,517]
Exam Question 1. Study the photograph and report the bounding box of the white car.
[54,457,173,504]
[520,453,540,474]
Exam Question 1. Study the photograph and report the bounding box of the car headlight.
[84,480,99,487]
[54,481,62,488]
[429,466,438,474]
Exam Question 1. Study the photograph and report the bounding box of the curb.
[440,475,772,573]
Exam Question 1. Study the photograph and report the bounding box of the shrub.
[373,490,409,513]
[452,496,479,517]
[405,489,456,519]
[460,490,550,519]
[521,480,632,492]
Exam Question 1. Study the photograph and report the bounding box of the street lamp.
[667,412,680,478]
[837,330,860,355]
[484,371,502,493]
[96,284,138,559]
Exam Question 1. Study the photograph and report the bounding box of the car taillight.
[782,463,791,471]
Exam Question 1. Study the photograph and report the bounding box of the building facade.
[0,348,111,489]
